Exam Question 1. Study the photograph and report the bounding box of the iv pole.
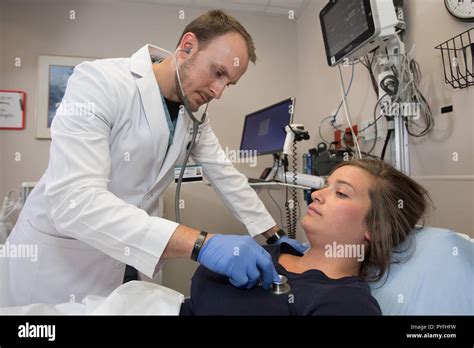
[374,34,410,175]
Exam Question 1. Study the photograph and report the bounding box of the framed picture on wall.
[35,55,95,139]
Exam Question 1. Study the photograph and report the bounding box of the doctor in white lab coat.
[4,10,307,306]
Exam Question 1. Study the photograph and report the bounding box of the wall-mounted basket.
[435,28,473,89]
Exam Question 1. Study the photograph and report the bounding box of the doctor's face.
[301,165,372,248]
[178,32,250,111]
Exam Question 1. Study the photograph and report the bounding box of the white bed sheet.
[0,281,184,315]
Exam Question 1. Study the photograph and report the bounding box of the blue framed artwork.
[36,55,94,139]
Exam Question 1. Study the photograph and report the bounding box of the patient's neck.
[279,242,361,280]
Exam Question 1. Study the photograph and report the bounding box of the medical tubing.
[290,141,299,239]
[267,188,284,228]
[175,121,198,224]
[373,52,434,138]
[337,64,362,159]
[331,62,355,127]
[367,94,389,156]
[285,198,293,239]
[173,47,209,223]
[381,129,393,160]
[283,156,292,239]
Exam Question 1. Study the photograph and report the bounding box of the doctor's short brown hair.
[177,10,257,64]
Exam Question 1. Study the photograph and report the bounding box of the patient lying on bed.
[180,159,431,315]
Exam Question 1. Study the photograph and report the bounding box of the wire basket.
[435,28,473,89]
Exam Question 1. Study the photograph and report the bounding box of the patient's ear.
[364,231,372,241]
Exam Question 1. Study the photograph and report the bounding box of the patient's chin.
[300,214,324,234]
[300,216,323,240]
[300,215,312,233]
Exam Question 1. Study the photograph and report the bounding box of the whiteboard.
[0,91,25,129]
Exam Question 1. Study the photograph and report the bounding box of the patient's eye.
[336,191,348,198]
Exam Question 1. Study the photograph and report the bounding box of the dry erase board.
[0,90,26,130]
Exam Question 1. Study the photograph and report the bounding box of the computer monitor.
[239,97,295,156]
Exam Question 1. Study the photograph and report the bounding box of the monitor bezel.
[320,0,376,67]
[239,97,295,156]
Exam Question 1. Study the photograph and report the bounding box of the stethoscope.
[173,47,209,125]
[173,47,210,223]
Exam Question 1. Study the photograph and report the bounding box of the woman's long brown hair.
[332,159,433,282]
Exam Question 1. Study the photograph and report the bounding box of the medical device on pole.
[276,124,325,189]
[320,0,413,175]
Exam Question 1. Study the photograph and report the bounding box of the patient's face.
[301,165,373,248]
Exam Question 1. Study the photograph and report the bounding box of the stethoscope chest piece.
[270,275,291,295]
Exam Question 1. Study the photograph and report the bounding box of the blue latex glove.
[275,236,309,254]
[197,234,279,290]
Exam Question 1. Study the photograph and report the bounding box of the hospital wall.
[0,0,297,296]
[295,0,473,237]
[403,0,473,236]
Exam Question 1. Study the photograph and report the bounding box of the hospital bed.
[0,227,472,315]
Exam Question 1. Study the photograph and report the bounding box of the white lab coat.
[4,44,276,306]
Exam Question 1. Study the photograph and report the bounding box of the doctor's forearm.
[162,225,215,259]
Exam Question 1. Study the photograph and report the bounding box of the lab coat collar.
[132,44,173,177]
[130,44,171,77]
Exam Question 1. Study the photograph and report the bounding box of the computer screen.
[239,98,294,156]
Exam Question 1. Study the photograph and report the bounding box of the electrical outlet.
[361,118,385,142]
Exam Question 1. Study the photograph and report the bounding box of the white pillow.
[370,227,473,315]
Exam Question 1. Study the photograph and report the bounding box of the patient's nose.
[311,190,324,204]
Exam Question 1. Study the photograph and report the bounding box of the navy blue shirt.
[180,243,382,316]
[163,97,180,128]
